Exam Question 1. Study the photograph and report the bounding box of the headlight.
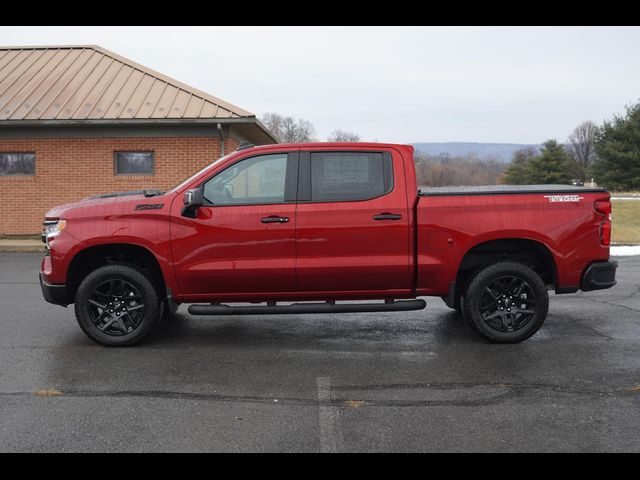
[43,219,67,240]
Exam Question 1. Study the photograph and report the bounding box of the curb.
[0,241,44,253]
[0,246,45,253]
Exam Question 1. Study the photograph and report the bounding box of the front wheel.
[74,265,161,346]
[462,262,549,343]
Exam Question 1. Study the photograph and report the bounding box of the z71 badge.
[544,195,584,203]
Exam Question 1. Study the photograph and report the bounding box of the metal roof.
[0,45,255,121]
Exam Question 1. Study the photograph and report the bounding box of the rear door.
[295,147,412,294]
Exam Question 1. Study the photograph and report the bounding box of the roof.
[0,45,255,122]
[235,141,414,151]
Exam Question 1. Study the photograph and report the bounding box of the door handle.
[261,215,290,224]
[373,213,402,221]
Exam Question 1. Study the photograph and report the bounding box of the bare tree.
[281,117,316,143]
[260,112,284,140]
[327,129,360,142]
[260,112,315,143]
[566,120,598,180]
[414,151,506,187]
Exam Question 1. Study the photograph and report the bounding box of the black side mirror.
[181,187,204,218]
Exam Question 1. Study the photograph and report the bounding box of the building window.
[0,152,36,176]
[114,152,155,175]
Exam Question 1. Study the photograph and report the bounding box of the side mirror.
[181,187,204,218]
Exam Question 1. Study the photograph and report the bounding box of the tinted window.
[115,152,154,175]
[310,152,392,201]
[203,153,288,205]
[0,152,35,175]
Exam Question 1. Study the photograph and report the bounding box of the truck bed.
[418,184,607,196]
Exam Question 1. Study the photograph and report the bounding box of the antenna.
[236,142,255,151]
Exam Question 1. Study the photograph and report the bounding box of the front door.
[171,151,298,296]
[295,148,412,294]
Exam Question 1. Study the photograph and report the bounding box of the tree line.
[505,101,640,191]
[260,112,360,143]
[262,100,640,191]
[415,153,505,187]
[260,112,506,186]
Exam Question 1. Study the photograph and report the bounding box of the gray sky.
[2,26,639,143]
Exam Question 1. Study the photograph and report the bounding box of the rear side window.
[309,151,393,202]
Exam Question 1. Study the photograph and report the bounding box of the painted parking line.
[316,377,344,453]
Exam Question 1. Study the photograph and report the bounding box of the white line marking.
[610,245,640,256]
[316,376,344,453]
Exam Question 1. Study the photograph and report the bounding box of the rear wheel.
[462,262,548,343]
[74,265,161,346]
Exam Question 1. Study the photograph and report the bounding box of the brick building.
[0,45,276,235]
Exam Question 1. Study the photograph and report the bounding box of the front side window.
[115,151,154,175]
[203,153,288,206]
[310,151,393,201]
[0,152,35,175]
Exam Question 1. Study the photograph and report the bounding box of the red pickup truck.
[40,142,617,346]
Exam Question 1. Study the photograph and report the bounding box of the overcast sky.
[1,26,639,144]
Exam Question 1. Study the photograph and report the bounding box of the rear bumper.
[581,261,617,291]
[39,273,68,306]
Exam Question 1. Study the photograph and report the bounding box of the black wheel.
[462,262,548,343]
[74,264,161,346]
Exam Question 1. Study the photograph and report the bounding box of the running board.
[188,299,426,316]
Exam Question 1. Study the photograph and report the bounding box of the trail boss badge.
[544,195,584,203]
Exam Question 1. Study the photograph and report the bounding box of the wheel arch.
[66,243,167,304]
[455,237,559,297]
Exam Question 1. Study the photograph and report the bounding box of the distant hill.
[412,142,540,162]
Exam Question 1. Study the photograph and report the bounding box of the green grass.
[0,235,40,240]
[612,199,640,244]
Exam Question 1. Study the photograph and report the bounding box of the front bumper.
[39,273,68,306]
[581,261,618,291]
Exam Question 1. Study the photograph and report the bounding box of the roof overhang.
[0,118,278,145]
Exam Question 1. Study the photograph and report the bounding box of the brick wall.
[0,136,239,235]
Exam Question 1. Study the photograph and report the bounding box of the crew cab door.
[170,151,298,296]
[295,147,412,294]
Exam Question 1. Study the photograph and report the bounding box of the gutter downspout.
[217,122,225,156]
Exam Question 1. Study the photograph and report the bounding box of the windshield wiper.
[143,189,164,197]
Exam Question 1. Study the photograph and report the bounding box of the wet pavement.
[0,253,638,452]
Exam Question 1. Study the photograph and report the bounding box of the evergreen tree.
[592,101,640,191]
[526,140,571,184]
[504,146,537,184]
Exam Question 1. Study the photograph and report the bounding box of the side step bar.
[188,299,426,316]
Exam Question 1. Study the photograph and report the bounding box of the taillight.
[594,200,611,217]
[595,199,612,246]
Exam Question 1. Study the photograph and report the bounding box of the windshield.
[167,152,235,193]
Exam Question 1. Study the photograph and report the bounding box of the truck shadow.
[141,308,479,348]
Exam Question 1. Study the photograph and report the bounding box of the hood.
[45,189,166,219]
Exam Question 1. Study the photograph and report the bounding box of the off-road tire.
[462,262,549,343]
[74,264,161,346]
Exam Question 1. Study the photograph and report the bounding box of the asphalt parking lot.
[0,253,639,452]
